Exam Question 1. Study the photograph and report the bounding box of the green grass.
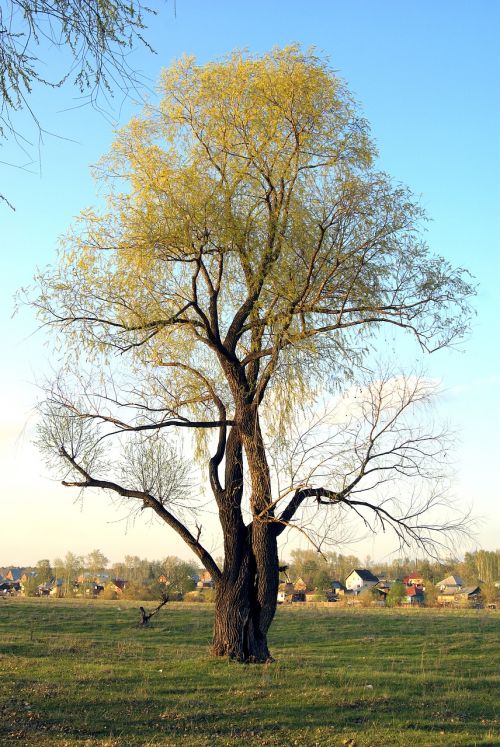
[0,599,498,746]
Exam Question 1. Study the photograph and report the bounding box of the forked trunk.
[212,525,279,662]
[211,406,279,662]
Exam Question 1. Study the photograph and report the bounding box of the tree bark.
[212,526,277,662]
[211,407,279,663]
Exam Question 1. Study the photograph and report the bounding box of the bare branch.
[59,444,221,582]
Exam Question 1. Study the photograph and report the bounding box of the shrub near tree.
[386,581,407,608]
[362,585,384,607]
[34,47,474,661]
[21,574,38,597]
[160,557,198,595]
[101,583,120,600]
[123,580,165,601]
[480,583,499,607]
[422,580,438,607]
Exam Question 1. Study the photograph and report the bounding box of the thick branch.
[59,446,221,582]
[275,487,339,535]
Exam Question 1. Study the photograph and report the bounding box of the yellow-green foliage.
[39,48,382,422]
[36,46,474,461]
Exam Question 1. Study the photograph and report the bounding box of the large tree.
[33,47,474,661]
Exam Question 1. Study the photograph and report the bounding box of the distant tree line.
[8,547,498,600]
[285,548,500,590]
[15,550,200,599]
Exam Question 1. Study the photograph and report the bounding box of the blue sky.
[1,0,499,565]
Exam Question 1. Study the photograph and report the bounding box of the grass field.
[0,598,498,746]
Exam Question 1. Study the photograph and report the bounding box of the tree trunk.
[211,406,279,662]
[212,525,278,662]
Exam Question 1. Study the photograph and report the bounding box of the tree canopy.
[33,47,475,661]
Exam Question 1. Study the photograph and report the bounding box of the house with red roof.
[403,572,425,587]
[405,585,425,605]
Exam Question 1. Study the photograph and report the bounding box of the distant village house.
[345,569,379,593]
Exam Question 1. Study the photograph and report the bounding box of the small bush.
[386,581,406,607]
[183,591,203,602]
[101,584,119,600]
[123,581,161,600]
[184,589,215,603]
[306,593,325,603]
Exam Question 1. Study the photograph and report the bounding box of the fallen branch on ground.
[139,593,169,626]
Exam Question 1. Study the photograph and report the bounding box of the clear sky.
[1,0,499,566]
